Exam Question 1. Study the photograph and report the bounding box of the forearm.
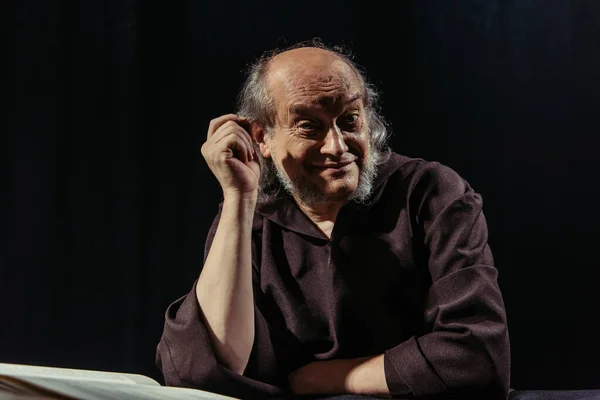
[346,355,390,397]
[196,194,256,375]
[289,355,390,397]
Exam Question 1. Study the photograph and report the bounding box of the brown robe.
[156,153,510,399]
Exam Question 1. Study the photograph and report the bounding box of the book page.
[0,363,159,386]
[0,375,73,399]
[6,377,239,400]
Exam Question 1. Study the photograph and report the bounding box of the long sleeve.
[155,206,285,399]
[384,162,510,398]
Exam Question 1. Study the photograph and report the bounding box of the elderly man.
[156,43,510,399]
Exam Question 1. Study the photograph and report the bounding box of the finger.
[238,125,256,161]
[214,128,253,164]
[236,119,257,160]
[222,131,252,164]
[207,114,248,139]
[231,127,255,163]
[212,121,255,161]
[236,118,252,133]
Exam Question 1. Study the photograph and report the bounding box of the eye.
[340,113,360,127]
[297,120,320,132]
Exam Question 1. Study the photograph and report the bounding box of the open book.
[0,363,238,400]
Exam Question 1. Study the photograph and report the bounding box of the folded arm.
[289,163,510,398]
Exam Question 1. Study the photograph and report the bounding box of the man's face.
[261,53,371,206]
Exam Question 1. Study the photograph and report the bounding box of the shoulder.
[375,153,484,227]
[378,152,471,199]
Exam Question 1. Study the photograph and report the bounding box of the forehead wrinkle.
[319,92,363,108]
[272,57,356,90]
[267,54,365,123]
[289,92,363,116]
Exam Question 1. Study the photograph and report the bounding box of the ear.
[250,121,272,159]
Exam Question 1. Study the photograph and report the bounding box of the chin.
[321,181,359,200]
[283,166,362,206]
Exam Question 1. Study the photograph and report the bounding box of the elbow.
[478,324,511,394]
[456,336,510,396]
[213,343,250,376]
[461,362,510,399]
[438,352,508,399]
[212,334,254,376]
[227,361,248,377]
[156,335,223,390]
[433,327,509,394]
[469,360,501,388]
[453,313,510,392]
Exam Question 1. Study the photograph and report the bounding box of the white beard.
[269,145,378,208]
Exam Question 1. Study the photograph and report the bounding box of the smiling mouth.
[314,161,355,172]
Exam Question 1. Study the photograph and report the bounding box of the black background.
[2,0,599,391]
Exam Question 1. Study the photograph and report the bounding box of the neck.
[293,196,345,239]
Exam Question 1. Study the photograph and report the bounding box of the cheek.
[283,139,317,162]
[347,134,370,158]
[272,138,316,174]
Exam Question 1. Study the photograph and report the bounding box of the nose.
[321,126,348,157]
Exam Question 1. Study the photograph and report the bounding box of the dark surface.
[509,391,600,400]
[282,391,600,400]
[2,0,600,392]
[288,392,600,400]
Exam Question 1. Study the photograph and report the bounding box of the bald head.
[265,47,362,107]
[268,46,349,74]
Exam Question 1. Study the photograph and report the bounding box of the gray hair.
[236,39,392,198]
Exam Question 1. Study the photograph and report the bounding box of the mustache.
[318,149,362,164]
[314,157,358,167]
